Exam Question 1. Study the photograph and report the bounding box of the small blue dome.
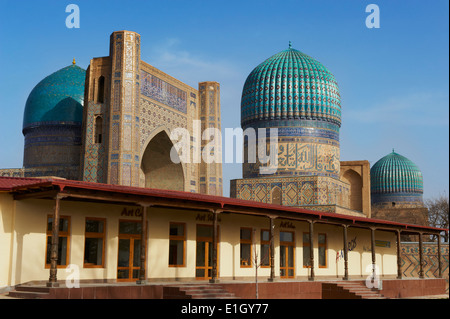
[371,151,423,204]
[23,63,86,131]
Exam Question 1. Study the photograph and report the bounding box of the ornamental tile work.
[19,61,85,180]
[230,46,375,217]
[23,64,85,130]
[239,47,341,181]
[23,125,82,170]
[401,242,449,293]
[241,47,341,128]
[0,168,25,177]
[4,30,223,196]
[243,139,340,179]
[101,30,141,187]
[198,82,222,196]
[81,101,107,183]
[75,30,222,194]
[139,98,187,148]
[371,151,424,205]
[231,175,350,213]
[141,70,187,114]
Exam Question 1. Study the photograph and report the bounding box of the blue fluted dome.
[241,46,341,127]
[23,63,86,131]
[371,151,423,204]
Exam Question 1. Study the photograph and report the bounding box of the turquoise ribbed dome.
[23,63,86,131]
[371,151,423,204]
[241,46,341,127]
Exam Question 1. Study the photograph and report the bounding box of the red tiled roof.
[0,176,448,234]
[0,176,52,191]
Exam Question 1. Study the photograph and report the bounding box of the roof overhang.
[2,177,448,236]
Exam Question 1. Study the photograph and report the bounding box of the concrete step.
[191,293,233,299]
[325,281,386,299]
[163,284,238,299]
[15,285,50,293]
[8,290,49,299]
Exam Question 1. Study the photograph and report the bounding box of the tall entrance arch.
[140,130,185,191]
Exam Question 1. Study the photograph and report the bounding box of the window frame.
[168,222,186,267]
[302,232,311,269]
[240,227,253,268]
[94,115,103,144]
[279,230,295,278]
[117,219,146,282]
[318,233,328,269]
[83,217,106,268]
[45,215,71,269]
[260,229,271,268]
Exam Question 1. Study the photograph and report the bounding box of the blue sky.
[0,0,448,200]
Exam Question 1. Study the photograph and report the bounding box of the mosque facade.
[0,30,447,295]
[0,31,429,225]
[230,46,371,217]
[0,30,222,196]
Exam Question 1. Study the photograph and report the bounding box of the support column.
[210,209,220,283]
[396,230,402,279]
[137,204,150,285]
[418,232,424,279]
[47,194,63,288]
[437,233,442,279]
[370,227,376,280]
[342,224,349,280]
[268,216,276,282]
[309,220,314,281]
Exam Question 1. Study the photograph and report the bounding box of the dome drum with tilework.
[241,45,342,179]
[22,63,86,172]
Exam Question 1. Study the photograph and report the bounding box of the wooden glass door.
[195,225,219,280]
[280,231,295,278]
[117,220,143,281]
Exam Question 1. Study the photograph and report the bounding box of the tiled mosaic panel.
[241,48,341,127]
[233,176,349,209]
[197,83,222,196]
[0,168,25,177]
[401,242,449,293]
[23,125,82,169]
[371,151,423,195]
[139,98,196,191]
[140,70,187,113]
[139,98,188,148]
[0,166,79,181]
[82,102,107,183]
[243,141,340,179]
[23,64,85,129]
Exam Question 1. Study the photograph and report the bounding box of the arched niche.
[271,186,282,205]
[341,169,363,212]
[140,130,184,191]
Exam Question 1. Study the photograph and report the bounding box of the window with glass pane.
[240,228,252,267]
[280,231,295,278]
[84,218,106,267]
[46,215,70,268]
[169,223,185,267]
[260,230,270,267]
[318,233,327,268]
[280,231,293,242]
[119,221,142,234]
[303,233,311,268]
